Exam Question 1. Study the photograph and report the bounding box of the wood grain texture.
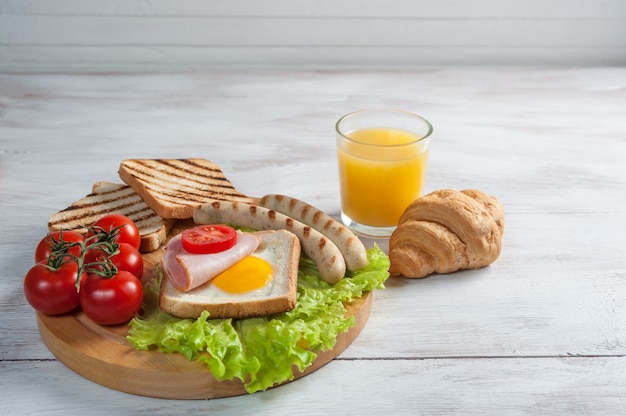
[3,357,626,416]
[1,68,626,414]
[1,0,625,71]
[3,0,624,18]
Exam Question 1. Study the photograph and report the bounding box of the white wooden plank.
[2,358,626,415]
[2,0,625,19]
[1,45,625,72]
[2,15,624,48]
[350,216,626,359]
[1,0,624,70]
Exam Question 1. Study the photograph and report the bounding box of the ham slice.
[163,232,260,292]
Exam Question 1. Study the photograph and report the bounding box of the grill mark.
[49,194,146,228]
[96,185,130,195]
[48,184,168,236]
[125,159,252,203]
[54,190,136,214]
[141,181,252,206]
[301,204,312,222]
[180,158,228,178]
[159,159,240,192]
[161,159,233,186]
[288,197,298,211]
[132,160,235,191]
[125,207,160,222]
[114,205,154,220]
[50,203,154,227]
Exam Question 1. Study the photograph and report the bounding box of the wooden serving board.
[35,221,373,400]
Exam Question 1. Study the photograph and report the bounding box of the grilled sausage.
[258,194,368,271]
[193,200,346,284]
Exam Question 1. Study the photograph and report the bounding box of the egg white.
[185,243,285,300]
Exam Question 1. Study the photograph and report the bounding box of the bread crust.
[159,230,301,319]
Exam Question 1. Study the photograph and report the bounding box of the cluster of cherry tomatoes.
[24,214,144,325]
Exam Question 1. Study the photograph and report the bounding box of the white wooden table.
[1,68,625,415]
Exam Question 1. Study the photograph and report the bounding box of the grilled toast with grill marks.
[118,158,257,220]
[48,181,176,252]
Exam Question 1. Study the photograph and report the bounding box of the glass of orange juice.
[335,109,433,237]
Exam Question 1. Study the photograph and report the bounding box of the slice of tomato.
[181,225,237,254]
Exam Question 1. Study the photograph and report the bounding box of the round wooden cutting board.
[35,222,373,400]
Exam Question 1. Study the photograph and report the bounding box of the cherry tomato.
[80,270,143,325]
[181,225,237,254]
[24,261,85,315]
[85,243,144,279]
[87,214,141,250]
[34,230,84,263]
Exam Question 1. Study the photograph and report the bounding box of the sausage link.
[193,200,346,284]
[258,194,368,271]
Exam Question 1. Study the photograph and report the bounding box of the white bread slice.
[48,182,176,252]
[159,230,301,319]
[118,158,257,220]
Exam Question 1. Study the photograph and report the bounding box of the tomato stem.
[44,224,126,292]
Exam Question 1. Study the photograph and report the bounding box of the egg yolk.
[212,256,272,294]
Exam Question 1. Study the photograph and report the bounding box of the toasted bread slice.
[48,182,176,252]
[118,158,257,220]
[159,230,301,319]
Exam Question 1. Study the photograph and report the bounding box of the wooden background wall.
[1,0,625,72]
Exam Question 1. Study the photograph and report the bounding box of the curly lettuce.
[127,245,390,393]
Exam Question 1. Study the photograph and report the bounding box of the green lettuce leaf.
[127,245,390,393]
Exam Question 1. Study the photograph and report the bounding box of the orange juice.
[337,127,429,227]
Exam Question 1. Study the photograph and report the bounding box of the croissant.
[388,189,504,278]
